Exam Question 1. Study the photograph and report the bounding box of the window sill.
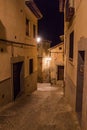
[69,57,73,61]
[25,35,31,39]
[68,58,74,66]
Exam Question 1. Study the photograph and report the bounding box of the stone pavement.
[0,83,81,130]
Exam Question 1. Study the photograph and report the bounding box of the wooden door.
[13,62,22,100]
[57,66,64,80]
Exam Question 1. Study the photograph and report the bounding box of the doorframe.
[11,56,24,100]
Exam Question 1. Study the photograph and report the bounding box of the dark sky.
[34,0,64,47]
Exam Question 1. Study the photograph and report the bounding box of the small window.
[26,18,30,36]
[29,59,33,74]
[69,31,74,60]
[59,47,62,50]
[33,24,36,38]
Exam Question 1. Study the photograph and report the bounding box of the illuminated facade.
[37,40,51,83]
[59,0,87,129]
[0,0,42,106]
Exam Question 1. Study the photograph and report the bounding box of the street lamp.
[36,37,41,43]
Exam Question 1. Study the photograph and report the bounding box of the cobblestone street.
[0,83,81,130]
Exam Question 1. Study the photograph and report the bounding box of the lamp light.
[36,37,41,43]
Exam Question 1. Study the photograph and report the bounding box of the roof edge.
[48,42,64,50]
[25,0,43,19]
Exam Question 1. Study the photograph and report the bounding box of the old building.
[59,0,87,129]
[37,40,51,83]
[49,43,64,85]
[0,0,42,106]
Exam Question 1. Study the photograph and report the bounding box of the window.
[29,59,33,74]
[59,47,62,50]
[33,24,36,38]
[26,18,30,36]
[69,31,74,60]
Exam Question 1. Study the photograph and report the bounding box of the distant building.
[59,0,87,129]
[0,0,42,106]
[37,40,51,83]
[49,43,64,85]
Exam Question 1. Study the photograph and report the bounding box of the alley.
[0,83,81,130]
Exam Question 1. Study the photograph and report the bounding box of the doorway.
[76,51,85,123]
[57,65,64,80]
[13,62,23,100]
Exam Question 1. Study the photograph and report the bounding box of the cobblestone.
[0,83,81,130]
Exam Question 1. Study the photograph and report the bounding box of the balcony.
[65,0,74,22]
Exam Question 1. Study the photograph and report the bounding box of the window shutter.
[65,0,74,21]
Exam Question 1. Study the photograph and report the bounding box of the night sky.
[34,0,64,47]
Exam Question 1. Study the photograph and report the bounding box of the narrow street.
[0,83,81,130]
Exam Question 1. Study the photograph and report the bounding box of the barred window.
[33,24,36,38]
[26,18,30,36]
[69,31,74,60]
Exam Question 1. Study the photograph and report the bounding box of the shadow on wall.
[0,20,7,52]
